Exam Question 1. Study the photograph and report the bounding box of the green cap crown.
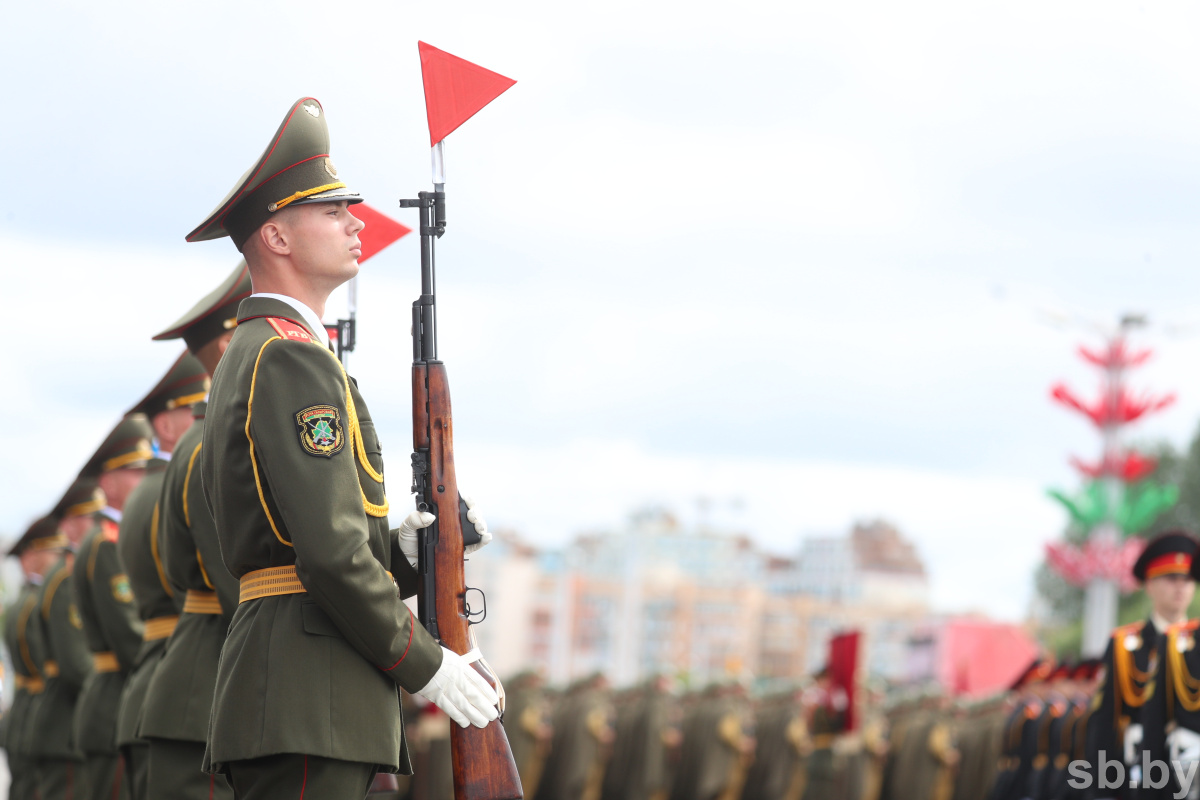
[128,351,209,419]
[81,414,155,477]
[9,515,66,557]
[153,261,252,351]
[53,477,105,519]
[186,98,361,251]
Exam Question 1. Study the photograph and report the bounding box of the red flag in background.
[418,41,516,145]
[350,203,412,262]
[828,631,860,732]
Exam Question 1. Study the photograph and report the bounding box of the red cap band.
[1147,552,1192,579]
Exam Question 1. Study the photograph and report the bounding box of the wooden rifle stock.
[413,361,524,800]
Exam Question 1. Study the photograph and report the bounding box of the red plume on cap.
[418,42,516,146]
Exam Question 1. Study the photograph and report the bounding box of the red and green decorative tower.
[1045,316,1178,657]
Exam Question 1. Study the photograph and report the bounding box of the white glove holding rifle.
[416,646,500,728]
[396,495,493,569]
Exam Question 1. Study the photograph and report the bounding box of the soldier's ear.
[258,219,292,257]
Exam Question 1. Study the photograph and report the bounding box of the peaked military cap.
[153,261,252,351]
[1134,530,1198,581]
[53,477,105,519]
[8,515,67,557]
[1008,658,1055,691]
[81,414,155,477]
[128,351,209,419]
[186,98,361,251]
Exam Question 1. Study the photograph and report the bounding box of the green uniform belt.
[92,652,120,673]
[239,565,392,604]
[14,674,44,693]
[183,589,223,615]
[144,615,179,641]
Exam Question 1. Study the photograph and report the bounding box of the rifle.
[402,148,524,800]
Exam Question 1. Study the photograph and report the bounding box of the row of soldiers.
[449,532,1192,800]
[4,95,509,800]
[2,262,255,800]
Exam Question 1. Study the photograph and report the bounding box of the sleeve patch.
[111,575,134,603]
[295,405,345,458]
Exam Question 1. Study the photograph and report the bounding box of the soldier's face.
[1145,573,1195,620]
[58,515,93,546]
[98,466,146,510]
[281,201,365,290]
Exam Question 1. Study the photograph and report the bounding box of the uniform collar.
[1152,612,1184,634]
[248,292,330,348]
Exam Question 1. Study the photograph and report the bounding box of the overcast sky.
[5,0,1200,620]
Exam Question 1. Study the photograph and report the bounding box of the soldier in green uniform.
[138,261,249,800]
[536,673,615,800]
[115,352,210,800]
[29,479,106,799]
[503,670,554,798]
[186,98,498,798]
[72,415,154,800]
[4,516,67,800]
[601,675,678,800]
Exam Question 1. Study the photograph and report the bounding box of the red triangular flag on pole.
[350,203,412,262]
[418,41,516,146]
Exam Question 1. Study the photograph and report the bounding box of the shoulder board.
[264,317,315,344]
[1115,621,1146,637]
[1171,619,1200,634]
[101,519,119,543]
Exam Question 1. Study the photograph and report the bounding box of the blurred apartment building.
[464,510,1027,690]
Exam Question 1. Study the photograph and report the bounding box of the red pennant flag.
[351,203,412,262]
[418,41,516,146]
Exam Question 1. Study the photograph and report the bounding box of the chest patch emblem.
[295,405,345,458]
[111,574,133,604]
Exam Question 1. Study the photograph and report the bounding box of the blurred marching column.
[533,674,614,800]
[670,682,754,800]
[501,671,554,798]
[947,693,1008,800]
[739,686,809,800]
[599,675,679,800]
[1045,315,1177,657]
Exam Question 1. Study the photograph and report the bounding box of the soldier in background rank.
[536,673,615,800]
[601,675,678,800]
[503,670,554,799]
[1144,534,1200,800]
[1086,531,1197,800]
[115,352,209,800]
[189,98,498,798]
[670,682,753,800]
[29,479,106,800]
[4,516,68,800]
[138,260,249,800]
[73,415,154,800]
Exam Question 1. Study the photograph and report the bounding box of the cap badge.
[303,102,320,118]
[324,158,338,178]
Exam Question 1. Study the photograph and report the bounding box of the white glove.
[416,647,500,729]
[396,497,493,569]
[462,495,493,556]
[396,510,436,569]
